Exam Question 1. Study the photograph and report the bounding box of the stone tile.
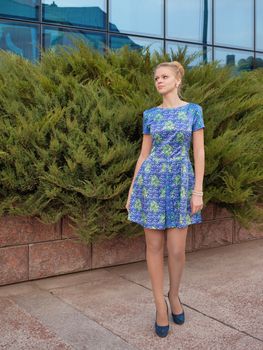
[29,239,91,279]
[92,234,145,268]
[61,216,79,239]
[213,204,233,219]
[194,218,234,250]
[0,215,61,248]
[0,297,72,349]
[235,221,263,242]
[181,239,263,340]
[0,245,28,286]
[12,289,136,350]
[50,267,263,350]
[202,202,214,221]
[186,225,194,252]
[0,281,38,297]
[33,269,108,291]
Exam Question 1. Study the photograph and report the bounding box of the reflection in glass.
[166,0,212,44]
[42,0,106,29]
[214,48,255,71]
[0,0,39,20]
[215,0,253,50]
[166,41,212,67]
[110,35,163,55]
[0,21,39,61]
[109,0,164,37]
[43,27,106,53]
[256,0,263,51]
[255,53,263,68]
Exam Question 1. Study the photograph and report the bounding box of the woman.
[126,61,205,337]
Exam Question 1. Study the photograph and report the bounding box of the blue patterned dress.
[127,102,205,229]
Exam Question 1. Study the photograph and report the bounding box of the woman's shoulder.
[190,102,202,110]
[142,107,157,119]
[143,107,158,114]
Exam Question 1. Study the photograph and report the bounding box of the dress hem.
[127,216,202,230]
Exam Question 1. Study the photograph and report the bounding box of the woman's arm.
[192,128,205,191]
[191,128,205,214]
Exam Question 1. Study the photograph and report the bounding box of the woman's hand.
[190,193,203,215]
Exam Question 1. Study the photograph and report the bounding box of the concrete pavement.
[0,239,262,350]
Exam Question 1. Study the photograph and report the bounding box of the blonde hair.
[153,61,185,97]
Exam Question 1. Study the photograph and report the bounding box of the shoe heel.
[154,299,169,337]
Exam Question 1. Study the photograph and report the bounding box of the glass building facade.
[0,0,262,69]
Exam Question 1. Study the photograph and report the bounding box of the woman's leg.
[166,226,188,314]
[144,227,168,326]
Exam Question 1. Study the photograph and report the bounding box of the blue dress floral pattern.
[127,102,205,229]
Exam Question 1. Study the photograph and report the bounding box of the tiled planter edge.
[0,204,262,286]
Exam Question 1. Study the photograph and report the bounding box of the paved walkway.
[0,239,262,350]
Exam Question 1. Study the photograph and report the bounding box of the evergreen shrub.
[0,42,262,243]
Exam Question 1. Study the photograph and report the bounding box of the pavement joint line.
[46,290,141,350]
[31,278,101,292]
[29,267,131,292]
[106,271,263,344]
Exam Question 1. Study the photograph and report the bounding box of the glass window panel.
[0,21,39,61]
[0,0,39,20]
[43,27,106,53]
[109,0,164,37]
[110,35,164,55]
[214,48,254,71]
[256,0,263,51]
[166,41,212,67]
[166,0,212,44]
[42,0,106,30]
[215,0,254,50]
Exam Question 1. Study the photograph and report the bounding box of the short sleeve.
[142,111,151,134]
[192,105,205,132]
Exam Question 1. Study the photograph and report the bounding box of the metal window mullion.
[39,0,43,58]
[212,0,214,61]
[254,0,256,68]
[164,0,166,55]
[106,0,109,49]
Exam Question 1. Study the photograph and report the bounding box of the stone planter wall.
[0,203,262,286]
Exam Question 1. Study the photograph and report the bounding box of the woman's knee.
[167,247,185,260]
[146,238,164,254]
[145,229,164,254]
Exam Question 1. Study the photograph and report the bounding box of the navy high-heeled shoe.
[155,299,169,337]
[167,290,185,325]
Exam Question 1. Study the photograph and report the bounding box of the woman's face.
[154,67,180,95]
